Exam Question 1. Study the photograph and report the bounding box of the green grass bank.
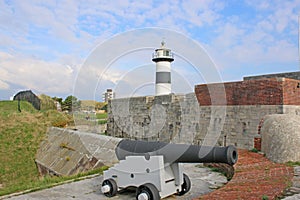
[0,101,105,196]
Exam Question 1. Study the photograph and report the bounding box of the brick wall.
[282,78,300,105]
[195,78,300,106]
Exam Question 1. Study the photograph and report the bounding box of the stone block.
[35,127,121,176]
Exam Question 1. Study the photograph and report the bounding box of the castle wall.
[107,94,198,144]
[195,78,285,106]
[185,104,286,149]
[195,78,300,106]
[107,72,300,150]
[282,78,300,105]
[107,94,300,149]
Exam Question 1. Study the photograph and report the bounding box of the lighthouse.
[152,41,174,96]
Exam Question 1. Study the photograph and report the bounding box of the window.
[164,50,170,56]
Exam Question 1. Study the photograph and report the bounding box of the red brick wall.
[282,78,300,105]
[254,137,262,151]
[195,78,286,106]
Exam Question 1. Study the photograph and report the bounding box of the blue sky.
[0,0,300,101]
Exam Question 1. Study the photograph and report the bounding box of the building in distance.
[103,89,115,102]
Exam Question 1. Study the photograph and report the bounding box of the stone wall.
[244,71,300,81]
[107,72,300,150]
[107,93,300,149]
[283,105,300,115]
[107,93,199,144]
[208,105,283,149]
[35,127,121,176]
[261,114,300,163]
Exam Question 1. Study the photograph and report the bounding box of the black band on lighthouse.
[156,72,171,84]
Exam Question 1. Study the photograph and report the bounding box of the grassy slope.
[0,101,87,196]
[96,112,107,119]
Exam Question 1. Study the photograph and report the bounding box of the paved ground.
[198,150,295,200]
[4,164,227,200]
[3,150,300,200]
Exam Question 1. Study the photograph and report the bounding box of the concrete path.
[4,164,227,200]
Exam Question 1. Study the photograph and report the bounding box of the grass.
[285,161,300,167]
[0,100,104,196]
[72,111,107,126]
[210,167,226,174]
[0,101,37,116]
[0,166,108,197]
[98,119,107,125]
[96,113,107,119]
[96,113,107,125]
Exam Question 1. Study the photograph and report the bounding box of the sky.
[1,0,300,101]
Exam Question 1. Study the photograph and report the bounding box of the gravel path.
[4,164,227,200]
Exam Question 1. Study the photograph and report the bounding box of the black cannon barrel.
[115,140,238,165]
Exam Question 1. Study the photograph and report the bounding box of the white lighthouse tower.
[152,41,174,96]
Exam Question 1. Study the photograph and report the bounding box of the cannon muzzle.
[116,140,238,165]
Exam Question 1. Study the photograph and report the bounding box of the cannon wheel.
[136,183,160,200]
[102,178,118,197]
[177,173,191,196]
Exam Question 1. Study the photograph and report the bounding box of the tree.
[61,95,81,113]
[101,103,108,112]
[52,97,63,104]
[95,102,106,111]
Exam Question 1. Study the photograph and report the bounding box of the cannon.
[101,140,238,200]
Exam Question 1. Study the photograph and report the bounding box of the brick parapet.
[282,78,300,105]
[195,78,300,106]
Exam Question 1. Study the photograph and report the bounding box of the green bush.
[262,195,269,200]
[44,110,72,127]
[250,148,259,153]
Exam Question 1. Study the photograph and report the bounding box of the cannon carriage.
[101,140,238,200]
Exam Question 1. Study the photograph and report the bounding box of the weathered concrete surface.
[4,164,227,200]
[261,114,300,163]
[36,127,121,176]
[283,194,300,200]
[108,94,300,150]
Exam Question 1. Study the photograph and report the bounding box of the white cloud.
[0,51,75,95]
[181,0,223,26]
[206,0,300,74]
[1,0,300,99]
[0,80,9,90]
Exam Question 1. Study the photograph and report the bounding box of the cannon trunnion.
[101,140,238,200]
